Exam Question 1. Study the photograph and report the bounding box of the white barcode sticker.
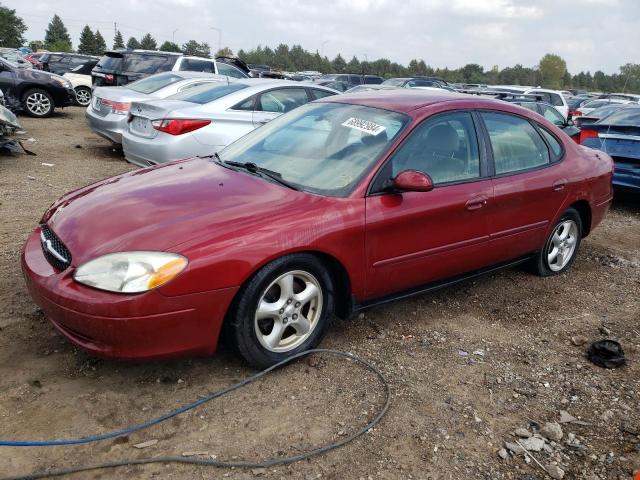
[341,117,386,136]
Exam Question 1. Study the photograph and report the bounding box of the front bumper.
[85,107,127,144]
[122,129,218,168]
[21,227,238,360]
[51,87,76,108]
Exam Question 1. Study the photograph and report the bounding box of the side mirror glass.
[566,118,574,126]
[393,170,434,192]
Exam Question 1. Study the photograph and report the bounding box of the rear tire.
[230,254,334,369]
[530,208,582,276]
[74,86,92,107]
[22,88,54,117]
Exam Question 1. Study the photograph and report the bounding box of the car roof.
[320,89,470,113]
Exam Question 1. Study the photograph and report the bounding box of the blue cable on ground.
[1,349,391,480]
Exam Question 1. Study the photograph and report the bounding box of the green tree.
[45,14,72,51]
[0,4,27,48]
[347,56,361,73]
[93,30,106,55]
[113,30,124,49]
[182,40,210,58]
[77,25,95,55]
[215,46,233,57]
[159,41,181,52]
[126,36,141,49]
[139,33,157,50]
[331,53,346,73]
[538,53,567,90]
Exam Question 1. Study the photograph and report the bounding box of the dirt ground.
[0,107,639,480]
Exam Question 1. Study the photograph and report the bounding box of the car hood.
[43,158,317,266]
[15,68,59,83]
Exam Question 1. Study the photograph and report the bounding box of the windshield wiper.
[223,161,300,191]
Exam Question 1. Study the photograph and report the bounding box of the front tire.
[531,208,582,276]
[74,86,92,107]
[23,89,54,117]
[231,254,334,368]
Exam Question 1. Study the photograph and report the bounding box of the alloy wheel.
[26,92,51,116]
[254,270,323,353]
[75,88,91,106]
[547,220,578,272]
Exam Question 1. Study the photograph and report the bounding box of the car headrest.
[424,124,459,153]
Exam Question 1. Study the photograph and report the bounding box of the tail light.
[105,74,114,82]
[100,99,131,115]
[579,129,599,144]
[573,110,582,117]
[151,119,211,135]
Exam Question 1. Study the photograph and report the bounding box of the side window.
[540,105,565,127]
[257,88,309,113]
[349,75,361,84]
[390,111,481,184]
[232,95,257,111]
[217,63,247,79]
[70,56,88,66]
[538,126,563,161]
[310,88,336,100]
[550,94,564,107]
[481,112,550,175]
[180,59,214,73]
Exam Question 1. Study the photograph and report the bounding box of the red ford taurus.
[22,91,614,367]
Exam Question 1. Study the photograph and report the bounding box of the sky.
[5,0,639,74]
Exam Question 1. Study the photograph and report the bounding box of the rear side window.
[217,63,248,79]
[349,75,361,84]
[96,53,123,71]
[169,82,248,104]
[481,112,550,175]
[232,95,257,111]
[180,58,214,73]
[549,94,564,107]
[539,105,565,127]
[257,88,309,113]
[310,88,336,100]
[538,127,563,160]
[389,111,480,184]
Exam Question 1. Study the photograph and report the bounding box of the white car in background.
[491,85,569,119]
[86,71,230,144]
[63,60,97,106]
[122,79,339,167]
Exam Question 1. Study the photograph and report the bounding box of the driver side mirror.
[393,170,434,192]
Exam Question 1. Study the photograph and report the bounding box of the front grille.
[40,224,72,271]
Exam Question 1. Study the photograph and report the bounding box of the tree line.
[0,4,638,93]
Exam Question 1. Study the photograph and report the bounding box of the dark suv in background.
[315,74,384,92]
[0,58,74,117]
[40,53,99,75]
[92,50,250,87]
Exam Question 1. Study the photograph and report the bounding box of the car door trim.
[372,233,490,268]
[489,220,549,241]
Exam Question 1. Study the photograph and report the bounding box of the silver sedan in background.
[86,71,230,144]
[122,79,338,167]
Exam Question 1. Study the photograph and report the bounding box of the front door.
[365,111,494,299]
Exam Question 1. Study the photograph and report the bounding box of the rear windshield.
[168,82,248,104]
[127,72,184,94]
[596,107,640,126]
[95,52,177,74]
[381,78,406,86]
[96,53,123,71]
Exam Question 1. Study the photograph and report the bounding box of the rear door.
[479,111,568,263]
[252,87,311,126]
[365,110,494,299]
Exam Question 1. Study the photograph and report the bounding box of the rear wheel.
[74,86,92,107]
[230,254,334,368]
[23,89,54,117]
[530,208,582,276]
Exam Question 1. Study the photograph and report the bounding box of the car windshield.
[123,53,175,74]
[217,102,409,196]
[128,73,185,94]
[583,100,608,108]
[587,104,629,119]
[596,107,640,126]
[381,78,406,86]
[168,82,248,104]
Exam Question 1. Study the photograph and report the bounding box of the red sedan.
[22,91,614,367]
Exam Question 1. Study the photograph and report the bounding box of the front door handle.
[465,196,488,211]
[552,179,568,192]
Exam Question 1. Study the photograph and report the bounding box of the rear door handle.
[465,196,488,211]
[552,179,568,191]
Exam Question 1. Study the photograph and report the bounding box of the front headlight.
[52,75,72,89]
[73,252,188,293]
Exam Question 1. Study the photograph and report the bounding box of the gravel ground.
[0,107,639,480]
